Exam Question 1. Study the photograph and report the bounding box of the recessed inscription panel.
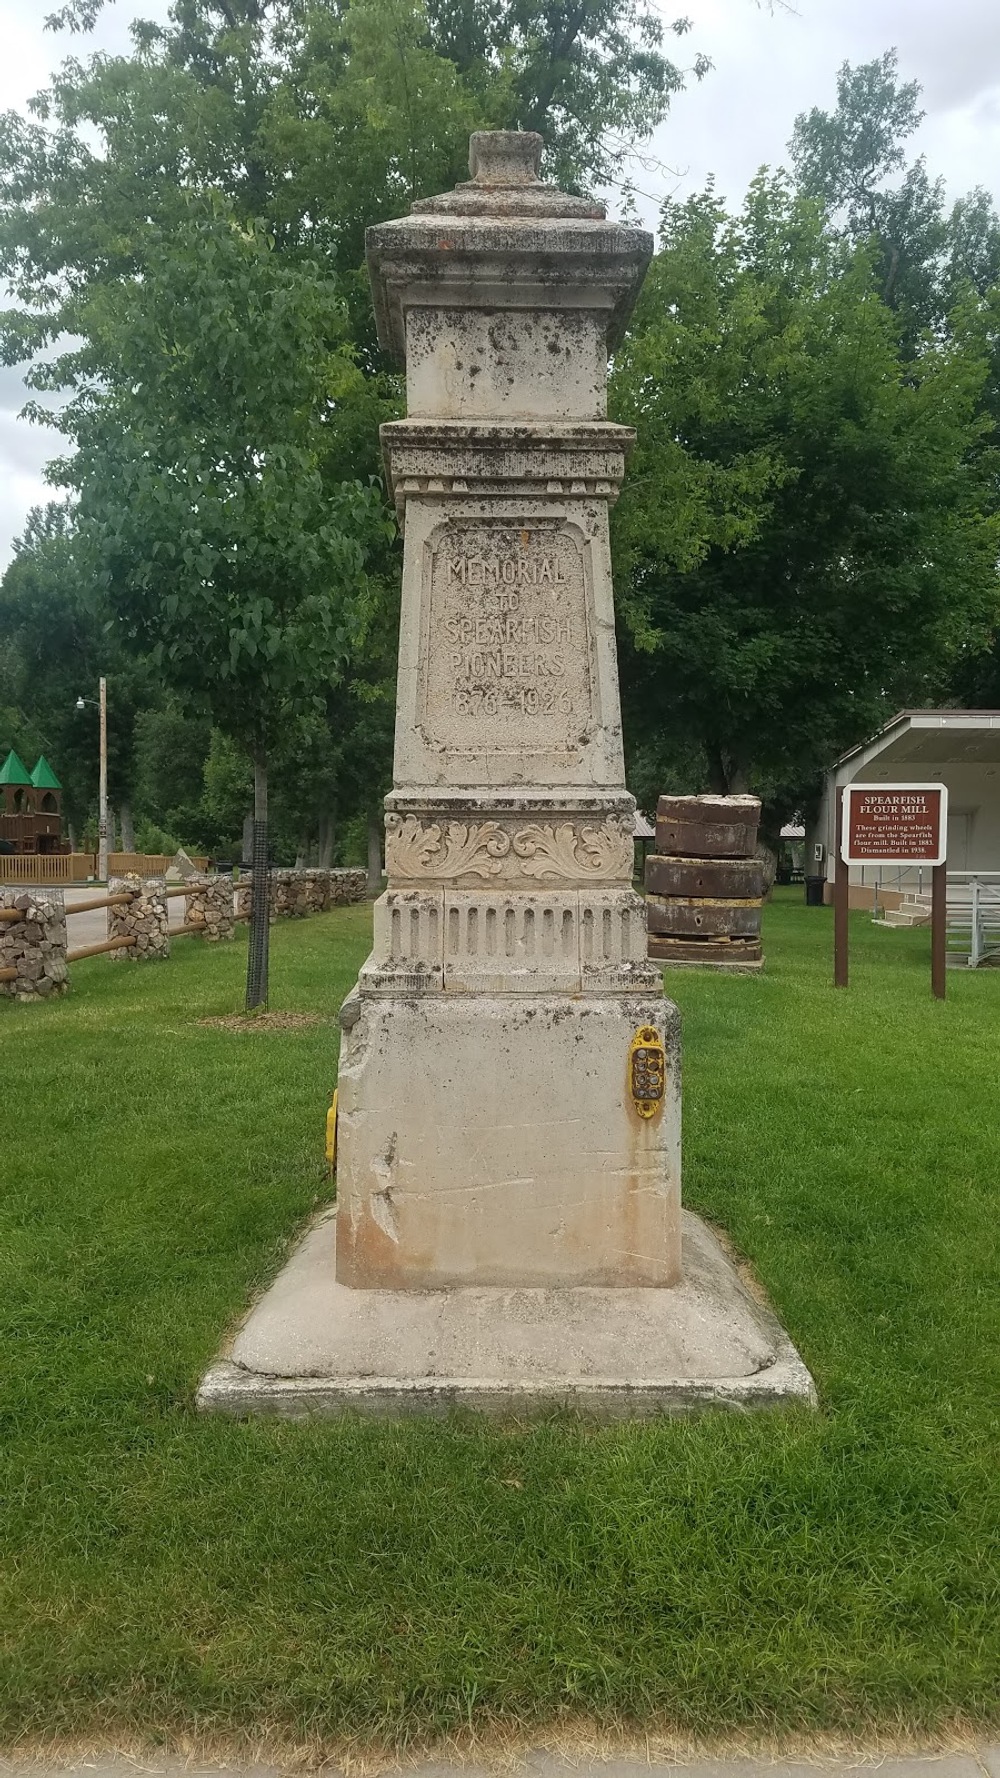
[421,522,595,756]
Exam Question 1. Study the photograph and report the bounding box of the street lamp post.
[76,676,109,880]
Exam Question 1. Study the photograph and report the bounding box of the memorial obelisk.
[336,131,681,1288]
[198,131,817,1417]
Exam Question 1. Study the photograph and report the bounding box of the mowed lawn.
[1,892,998,1746]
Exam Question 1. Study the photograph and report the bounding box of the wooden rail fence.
[2,868,366,998]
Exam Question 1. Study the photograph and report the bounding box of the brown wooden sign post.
[835,783,948,998]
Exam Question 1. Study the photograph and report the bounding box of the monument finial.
[468,130,543,187]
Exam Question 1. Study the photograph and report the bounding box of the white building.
[816,709,1000,909]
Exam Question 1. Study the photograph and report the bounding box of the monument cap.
[369,129,652,362]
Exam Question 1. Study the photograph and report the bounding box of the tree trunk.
[67,822,78,852]
[120,801,136,854]
[295,829,309,870]
[245,752,270,1011]
[107,807,119,855]
[317,812,335,869]
[367,813,383,897]
[242,812,253,866]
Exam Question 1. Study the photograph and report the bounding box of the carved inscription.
[421,523,594,754]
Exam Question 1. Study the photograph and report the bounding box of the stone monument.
[336,128,680,1290]
[198,133,816,1417]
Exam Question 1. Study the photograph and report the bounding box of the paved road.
[63,885,188,951]
[1,1752,998,1778]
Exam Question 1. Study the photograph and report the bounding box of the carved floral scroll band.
[385,813,633,883]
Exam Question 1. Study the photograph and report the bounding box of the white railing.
[944,872,1000,968]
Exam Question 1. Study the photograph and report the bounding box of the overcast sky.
[1,0,999,570]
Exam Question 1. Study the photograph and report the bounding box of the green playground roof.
[0,748,31,786]
[30,755,61,790]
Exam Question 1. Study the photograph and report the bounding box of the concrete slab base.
[197,1211,816,1419]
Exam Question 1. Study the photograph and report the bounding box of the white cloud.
[631,0,1000,223]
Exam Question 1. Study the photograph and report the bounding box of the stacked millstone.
[0,889,69,1000]
[645,796,764,972]
[107,874,170,962]
[185,874,235,941]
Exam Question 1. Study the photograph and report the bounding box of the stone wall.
[304,869,331,913]
[235,868,367,922]
[107,874,170,962]
[329,868,367,905]
[0,888,69,1000]
[185,873,235,941]
[271,869,310,919]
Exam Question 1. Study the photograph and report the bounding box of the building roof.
[0,748,31,786]
[30,755,61,790]
[633,810,655,839]
[835,710,1000,773]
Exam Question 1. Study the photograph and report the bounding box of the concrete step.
[874,909,931,928]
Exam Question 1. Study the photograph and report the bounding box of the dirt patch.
[198,1011,326,1032]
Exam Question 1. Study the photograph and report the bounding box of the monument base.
[335,987,682,1289]
[196,1212,816,1419]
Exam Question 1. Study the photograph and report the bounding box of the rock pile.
[645,795,764,972]
[304,869,331,913]
[185,873,235,941]
[235,868,367,922]
[329,868,367,905]
[271,869,311,919]
[108,874,170,962]
[0,888,69,1000]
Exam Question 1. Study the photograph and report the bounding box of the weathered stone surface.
[657,793,761,826]
[107,874,170,962]
[185,873,235,941]
[198,133,813,1419]
[384,804,635,887]
[654,816,760,859]
[649,934,763,971]
[645,855,765,899]
[0,887,69,1001]
[332,132,679,1293]
[647,795,765,969]
[336,990,681,1290]
[646,897,763,939]
[234,868,366,924]
[198,1208,816,1418]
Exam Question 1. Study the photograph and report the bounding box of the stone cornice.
[380,419,635,513]
[366,217,652,364]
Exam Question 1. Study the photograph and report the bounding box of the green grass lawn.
[1,892,998,1747]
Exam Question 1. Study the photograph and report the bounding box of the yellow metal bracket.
[325,1088,338,1171]
[629,1025,665,1119]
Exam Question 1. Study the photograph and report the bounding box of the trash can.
[805,875,826,907]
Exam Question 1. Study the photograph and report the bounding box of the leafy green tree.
[611,176,1000,812]
[132,704,216,847]
[790,51,1000,333]
[58,202,388,1005]
[0,0,703,891]
[0,503,157,839]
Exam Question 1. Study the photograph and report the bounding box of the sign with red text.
[842,783,948,868]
